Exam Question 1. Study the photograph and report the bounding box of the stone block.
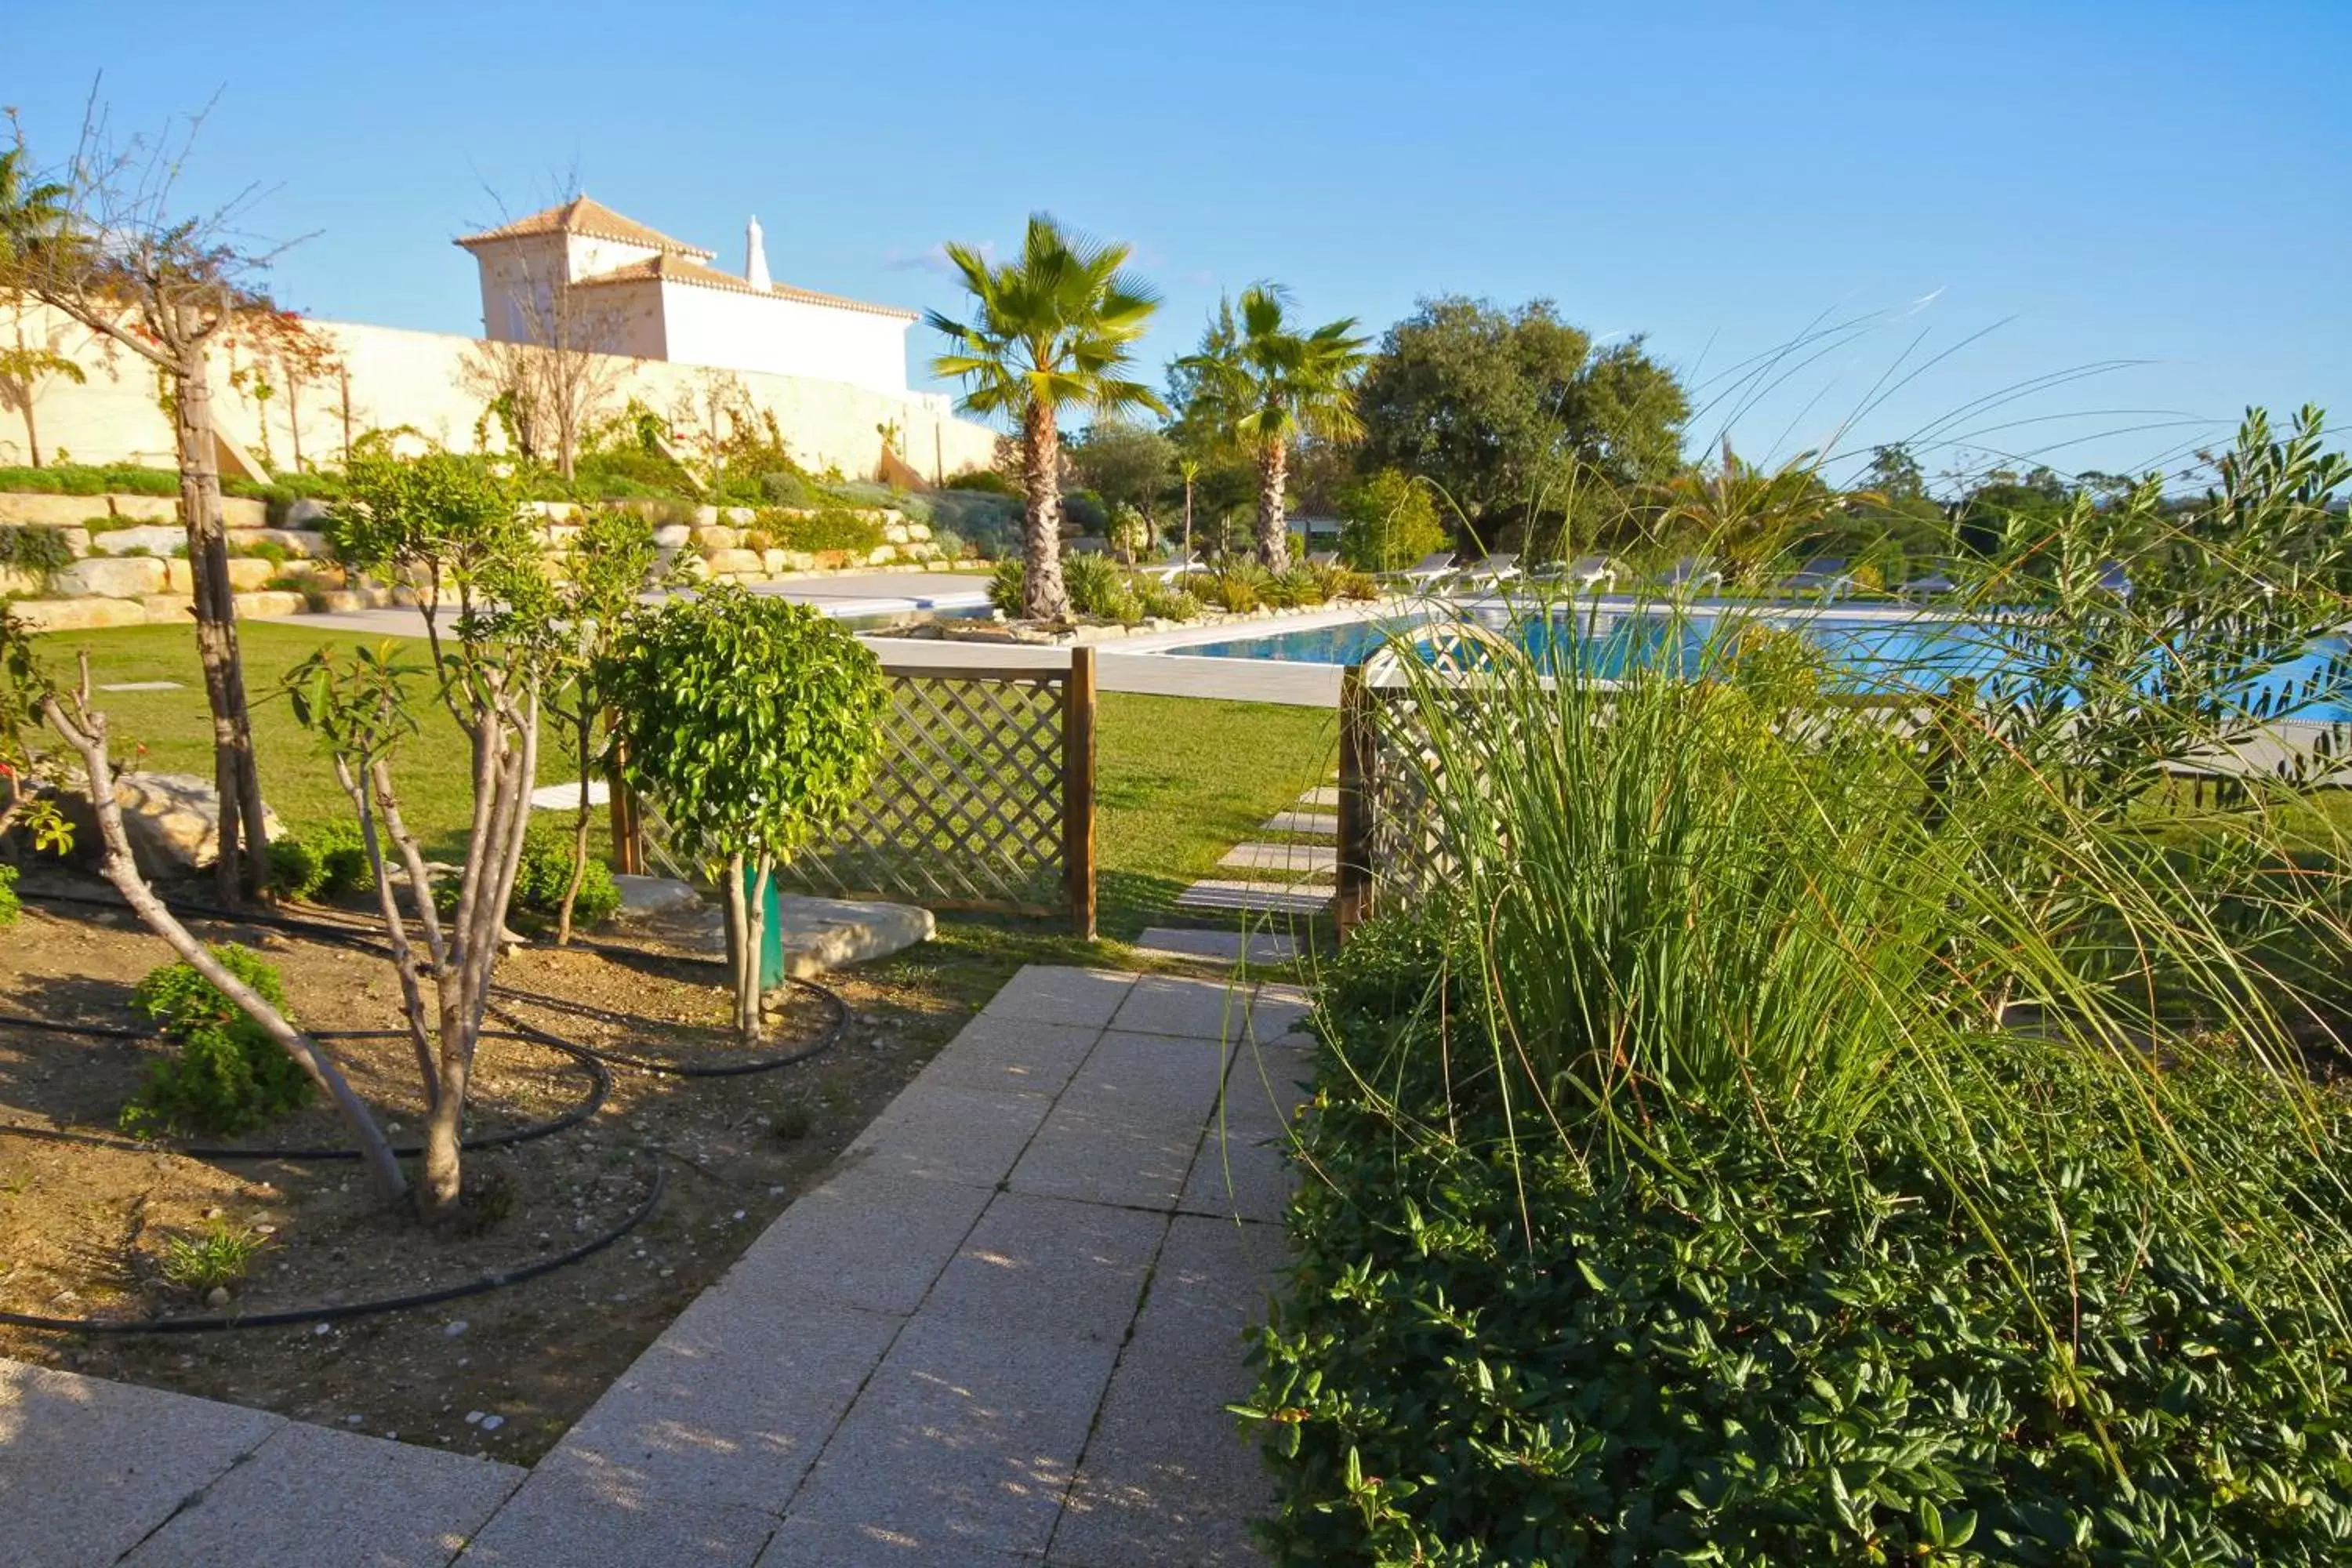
[1009,1098,1202,1212]
[55,769,287,877]
[216,495,268,529]
[692,503,721,526]
[693,524,740,550]
[234,589,308,619]
[13,596,149,632]
[761,548,788,574]
[652,523,693,548]
[140,594,194,624]
[905,1014,1101,1099]
[884,522,912,544]
[706,547,763,576]
[0,565,48,597]
[866,545,897,565]
[311,590,368,613]
[771,893,934,978]
[0,491,105,528]
[225,557,278,590]
[285,495,334,526]
[107,492,180,523]
[89,524,186,556]
[782,550,818,572]
[722,505,757,524]
[58,555,168,597]
[1108,973,1261,1041]
[118,1418,521,1568]
[922,1189,1166,1345]
[459,1470,774,1567]
[719,1166,992,1317]
[224,526,328,558]
[0,1359,281,1568]
[847,1083,1054,1189]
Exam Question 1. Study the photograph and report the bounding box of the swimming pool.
[1170,606,2352,724]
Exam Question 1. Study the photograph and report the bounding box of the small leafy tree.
[608,586,887,1042]
[543,508,657,943]
[0,613,405,1200]
[296,449,554,1214]
[1338,470,1446,572]
[0,321,86,468]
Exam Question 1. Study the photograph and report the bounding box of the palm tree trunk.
[1256,441,1291,572]
[1022,402,1070,619]
[173,347,270,902]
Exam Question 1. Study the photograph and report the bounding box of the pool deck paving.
[0,966,1310,1567]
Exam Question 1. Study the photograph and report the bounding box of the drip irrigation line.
[0,1163,666,1336]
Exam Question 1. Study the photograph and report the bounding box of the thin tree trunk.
[1021,402,1070,620]
[173,349,269,902]
[555,711,593,946]
[337,756,438,1106]
[742,853,771,1046]
[1257,441,1291,572]
[44,683,405,1207]
[724,850,752,1037]
[1181,474,1193,563]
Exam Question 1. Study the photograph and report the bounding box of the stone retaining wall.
[1,490,949,632]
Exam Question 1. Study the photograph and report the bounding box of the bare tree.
[668,366,755,492]
[0,306,87,467]
[230,306,341,473]
[0,96,289,901]
[454,218,636,481]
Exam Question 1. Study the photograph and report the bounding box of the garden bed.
[0,877,983,1463]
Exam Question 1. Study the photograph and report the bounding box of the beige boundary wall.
[0,299,998,485]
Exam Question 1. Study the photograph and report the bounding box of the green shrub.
[927,491,1022,559]
[0,463,179,497]
[0,862,19,926]
[943,469,1015,495]
[1338,469,1447,572]
[1262,565,1330,609]
[509,822,621,931]
[1138,581,1201,622]
[0,524,74,587]
[758,470,811,506]
[266,821,371,902]
[927,527,967,562]
[988,557,1025,615]
[1255,1022,2352,1566]
[122,947,313,1137]
[228,538,290,565]
[1195,563,1268,613]
[1063,553,1138,620]
[770,505,884,556]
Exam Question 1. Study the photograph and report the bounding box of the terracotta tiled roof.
[572,251,918,321]
[454,196,715,260]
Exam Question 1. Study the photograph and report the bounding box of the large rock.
[62,771,287,880]
[216,497,267,530]
[692,524,739,551]
[57,557,168,598]
[232,590,307,619]
[225,558,278,591]
[285,496,335,528]
[89,525,187,557]
[705,547,763,576]
[223,528,329,558]
[13,597,147,632]
[106,494,179,524]
[140,594,194,624]
[652,524,692,549]
[0,493,106,528]
[0,566,49,597]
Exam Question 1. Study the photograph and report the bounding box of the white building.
[456,196,919,399]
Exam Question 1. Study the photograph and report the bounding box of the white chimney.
[746,216,771,292]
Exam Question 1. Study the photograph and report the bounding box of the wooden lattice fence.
[616,648,1098,937]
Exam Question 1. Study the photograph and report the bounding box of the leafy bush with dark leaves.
[1249,939,2352,1566]
[0,862,19,926]
[510,822,620,931]
[121,946,312,1137]
[265,821,372,902]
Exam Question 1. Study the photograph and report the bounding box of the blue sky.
[12,0,2346,485]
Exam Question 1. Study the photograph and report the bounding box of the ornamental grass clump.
[1253,412,2352,1564]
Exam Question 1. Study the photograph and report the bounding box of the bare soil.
[0,877,978,1463]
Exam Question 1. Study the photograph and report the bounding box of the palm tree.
[927,215,1165,619]
[0,140,70,265]
[1179,285,1369,572]
[1661,437,1837,584]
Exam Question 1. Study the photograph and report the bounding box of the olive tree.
[293,450,552,1215]
[608,585,887,1042]
[543,508,657,943]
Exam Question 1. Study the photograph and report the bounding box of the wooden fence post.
[1336,662,1373,941]
[1063,646,1098,940]
[606,728,645,877]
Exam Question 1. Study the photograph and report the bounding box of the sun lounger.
[1395,551,1457,590]
[1780,557,1857,601]
[1897,570,1957,601]
[1456,551,1520,587]
[1142,550,1199,583]
[1307,550,1341,570]
[1661,557,1722,593]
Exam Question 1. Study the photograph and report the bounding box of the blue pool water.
[1173,608,2352,724]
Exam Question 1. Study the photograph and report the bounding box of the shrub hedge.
[121,946,313,1137]
[1250,924,2352,1566]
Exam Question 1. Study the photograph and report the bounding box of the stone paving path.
[1174,787,1339,917]
[0,966,1308,1567]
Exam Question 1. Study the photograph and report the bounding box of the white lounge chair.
[1661,557,1722,594]
[1306,549,1341,570]
[1396,551,1457,590]
[1560,554,1620,590]
[1897,570,1957,601]
[1456,551,1520,587]
[1780,556,1858,601]
[1142,550,1199,584]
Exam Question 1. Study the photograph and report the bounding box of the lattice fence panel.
[771,670,1070,913]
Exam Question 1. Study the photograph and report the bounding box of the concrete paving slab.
[720,1166,993,1317]
[1258,809,1338,837]
[1133,927,1298,967]
[1179,1127,1296,1225]
[1058,1029,1235,1131]
[458,1468,776,1566]
[535,1299,902,1517]
[845,1083,1054,1189]
[757,1514,1043,1566]
[1217,841,1339,874]
[1251,985,1313,1039]
[1109,973,1261,1041]
[924,1191,1167,1345]
[1049,1218,1288,1567]
[905,1015,1104,1098]
[979,967,1138,1029]
[1008,1100,1203,1211]
[122,1417,522,1568]
[1174,879,1335,915]
[0,1359,281,1568]
[1298,785,1339,807]
[785,1316,1120,1559]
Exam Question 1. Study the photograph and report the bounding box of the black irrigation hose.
[0,1163,666,1335]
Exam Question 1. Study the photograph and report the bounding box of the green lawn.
[27,622,1335,946]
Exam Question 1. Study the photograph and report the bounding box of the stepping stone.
[528,779,610,811]
[1135,927,1299,966]
[1298,785,1339,807]
[1259,809,1338,837]
[1175,879,1335,915]
[1219,842,1338,874]
[97,680,183,692]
